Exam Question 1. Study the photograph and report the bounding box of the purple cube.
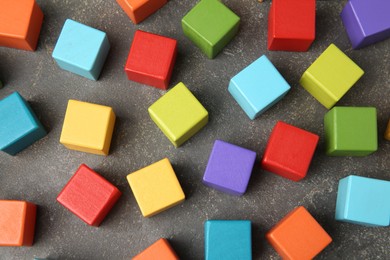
[341,0,390,49]
[203,140,257,196]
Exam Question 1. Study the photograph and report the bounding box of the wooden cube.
[267,206,332,260]
[385,120,390,141]
[268,0,315,51]
[0,0,43,51]
[324,107,377,156]
[148,82,208,147]
[116,0,167,24]
[299,44,364,109]
[133,238,179,260]
[261,121,319,181]
[127,158,185,217]
[125,30,177,90]
[60,100,116,155]
[0,200,37,246]
[57,164,122,226]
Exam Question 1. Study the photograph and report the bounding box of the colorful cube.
[335,175,390,227]
[133,238,179,260]
[385,120,390,141]
[127,158,185,217]
[0,92,46,155]
[261,121,319,181]
[205,220,251,260]
[268,0,315,51]
[341,0,390,49]
[324,107,377,156]
[0,0,43,51]
[60,100,116,155]
[182,0,240,59]
[57,164,122,226]
[228,55,290,120]
[202,140,256,196]
[0,200,37,246]
[267,206,332,260]
[299,44,364,109]
[148,82,208,147]
[125,30,177,90]
[52,19,110,80]
[116,0,167,24]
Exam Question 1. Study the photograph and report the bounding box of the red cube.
[268,0,315,52]
[57,164,121,226]
[261,121,319,181]
[125,30,177,90]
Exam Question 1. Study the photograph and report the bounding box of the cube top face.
[57,164,121,226]
[116,0,167,24]
[205,220,252,260]
[0,0,35,38]
[336,175,390,226]
[229,55,290,119]
[148,82,208,147]
[133,238,179,260]
[262,121,319,181]
[127,158,185,217]
[324,107,377,156]
[203,140,256,195]
[267,206,332,260]
[60,99,115,155]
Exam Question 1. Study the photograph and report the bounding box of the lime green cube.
[324,107,377,156]
[300,44,364,109]
[148,82,208,147]
[181,0,240,59]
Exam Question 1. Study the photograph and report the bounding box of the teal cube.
[335,175,390,227]
[228,55,290,120]
[0,92,46,155]
[205,220,251,260]
[182,0,240,59]
[52,19,110,80]
[324,107,377,156]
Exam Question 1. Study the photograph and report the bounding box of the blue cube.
[0,92,46,155]
[228,55,290,120]
[205,220,251,260]
[52,19,110,80]
[335,175,390,227]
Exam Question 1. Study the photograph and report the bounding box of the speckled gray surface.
[0,0,389,259]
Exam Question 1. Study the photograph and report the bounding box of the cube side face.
[385,120,390,141]
[133,238,179,260]
[335,176,351,222]
[21,202,37,246]
[205,220,251,260]
[341,1,366,49]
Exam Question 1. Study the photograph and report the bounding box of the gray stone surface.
[0,0,389,259]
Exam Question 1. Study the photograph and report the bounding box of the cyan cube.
[52,19,110,80]
[335,175,390,227]
[0,92,46,155]
[205,220,251,260]
[228,55,290,120]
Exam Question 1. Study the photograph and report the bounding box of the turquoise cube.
[228,55,290,120]
[0,92,46,155]
[205,220,251,260]
[52,19,110,80]
[335,175,390,227]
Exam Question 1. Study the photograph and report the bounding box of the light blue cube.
[0,92,46,155]
[335,175,390,227]
[228,55,290,120]
[205,220,251,260]
[52,19,110,80]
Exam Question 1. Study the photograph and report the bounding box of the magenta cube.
[203,140,257,196]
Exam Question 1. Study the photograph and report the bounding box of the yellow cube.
[60,100,116,155]
[127,158,185,217]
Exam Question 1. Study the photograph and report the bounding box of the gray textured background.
[0,0,389,259]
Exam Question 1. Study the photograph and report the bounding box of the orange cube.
[0,200,37,246]
[266,206,332,260]
[133,238,179,260]
[385,120,390,141]
[0,0,44,51]
[116,0,167,24]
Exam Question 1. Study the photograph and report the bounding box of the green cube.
[148,82,208,147]
[300,44,364,109]
[324,107,377,156]
[181,0,240,59]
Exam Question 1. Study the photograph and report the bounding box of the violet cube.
[203,140,257,196]
[341,0,390,49]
